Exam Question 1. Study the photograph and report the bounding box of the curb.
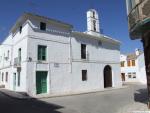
[38,85,128,99]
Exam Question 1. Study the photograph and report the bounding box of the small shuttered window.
[132,60,135,66]
[121,61,125,67]
[127,60,131,67]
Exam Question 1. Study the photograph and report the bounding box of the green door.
[36,71,47,94]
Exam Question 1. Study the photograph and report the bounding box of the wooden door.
[121,73,125,81]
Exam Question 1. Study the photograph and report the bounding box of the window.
[81,44,86,59]
[132,60,135,66]
[128,73,132,78]
[38,45,47,61]
[132,72,136,78]
[5,72,8,82]
[18,71,20,86]
[127,60,131,66]
[40,22,46,31]
[18,48,21,63]
[82,70,87,81]
[19,26,22,33]
[93,20,96,31]
[128,72,136,79]
[128,75,132,78]
[121,61,125,67]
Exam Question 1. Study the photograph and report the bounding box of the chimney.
[135,48,140,56]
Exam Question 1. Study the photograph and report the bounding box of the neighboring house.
[0,9,122,97]
[120,49,147,84]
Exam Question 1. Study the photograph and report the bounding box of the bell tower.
[87,9,100,35]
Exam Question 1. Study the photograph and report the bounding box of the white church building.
[0,9,122,97]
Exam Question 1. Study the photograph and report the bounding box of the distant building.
[120,49,146,84]
[0,9,122,97]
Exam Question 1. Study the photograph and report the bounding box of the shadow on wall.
[134,88,148,104]
[0,97,64,113]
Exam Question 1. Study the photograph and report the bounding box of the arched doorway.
[104,65,112,88]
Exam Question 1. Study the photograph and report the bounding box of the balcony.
[14,57,21,68]
[128,0,150,39]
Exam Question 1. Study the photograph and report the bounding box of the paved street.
[0,84,149,113]
[41,84,149,113]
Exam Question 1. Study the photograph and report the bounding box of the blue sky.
[0,0,143,53]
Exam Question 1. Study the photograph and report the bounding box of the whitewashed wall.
[137,53,147,84]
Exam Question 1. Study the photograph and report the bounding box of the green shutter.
[38,45,47,61]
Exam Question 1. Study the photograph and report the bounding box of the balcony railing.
[128,0,150,31]
[14,57,21,67]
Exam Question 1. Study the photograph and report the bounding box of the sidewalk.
[0,89,32,99]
